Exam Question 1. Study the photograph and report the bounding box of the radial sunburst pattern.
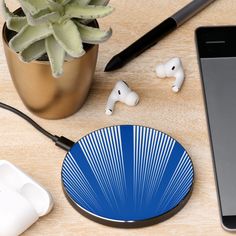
[62,125,194,225]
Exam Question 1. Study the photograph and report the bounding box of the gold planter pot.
[2,22,98,119]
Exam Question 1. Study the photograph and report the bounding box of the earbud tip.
[172,86,179,93]
[155,64,166,78]
[125,92,139,106]
[105,109,113,116]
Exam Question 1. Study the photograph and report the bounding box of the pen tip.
[104,55,123,72]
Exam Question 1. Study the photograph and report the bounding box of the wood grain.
[0,0,234,235]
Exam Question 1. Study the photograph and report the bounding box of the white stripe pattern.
[62,125,194,220]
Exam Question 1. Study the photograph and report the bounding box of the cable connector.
[54,136,75,151]
[0,102,76,152]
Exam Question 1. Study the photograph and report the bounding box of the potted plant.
[1,0,113,119]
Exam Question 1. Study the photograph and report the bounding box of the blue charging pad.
[61,125,194,227]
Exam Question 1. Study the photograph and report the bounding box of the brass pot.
[2,21,98,119]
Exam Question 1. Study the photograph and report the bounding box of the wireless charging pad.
[61,125,194,228]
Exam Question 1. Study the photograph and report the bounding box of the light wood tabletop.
[0,0,235,235]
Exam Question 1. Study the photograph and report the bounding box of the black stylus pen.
[105,0,216,72]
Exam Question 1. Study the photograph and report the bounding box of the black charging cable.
[0,102,75,151]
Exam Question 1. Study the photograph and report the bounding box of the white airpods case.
[0,160,53,236]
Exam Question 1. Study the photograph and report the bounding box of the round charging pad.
[61,125,194,228]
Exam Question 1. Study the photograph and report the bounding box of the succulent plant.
[1,0,113,78]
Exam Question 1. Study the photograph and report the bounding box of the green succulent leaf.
[1,0,14,18]
[65,53,74,61]
[78,0,109,24]
[3,0,113,78]
[52,20,84,57]
[26,10,60,26]
[9,24,52,52]
[46,35,65,78]
[6,17,28,32]
[19,0,60,26]
[1,0,27,32]
[89,0,109,6]
[19,0,50,15]
[48,0,64,13]
[65,4,114,20]
[20,39,46,62]
[75,21,112,44]
[71,0,91,5]
[56,0,71,5]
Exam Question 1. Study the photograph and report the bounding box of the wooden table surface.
[0,0,235,235]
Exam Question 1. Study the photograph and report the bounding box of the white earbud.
[105,80,139,115]
[155,57,185,93]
